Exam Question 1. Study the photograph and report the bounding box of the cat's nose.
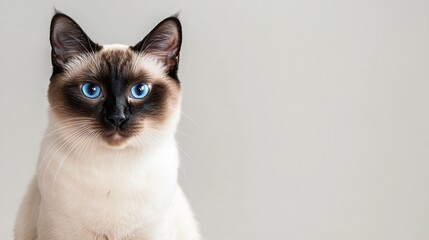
[106,114,128,128]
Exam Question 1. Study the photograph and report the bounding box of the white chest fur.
[36,130,180,239]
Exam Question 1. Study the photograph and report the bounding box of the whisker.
[141,128,191,182]
[52,128,90,192]
[74,130,99,178]
[42,126,91,189]
[40,126,87,167]
[180,112,199,128]
[48,105,59,110]
[44,122,93,138]
[176,130,198,144]
[53,117,93,126]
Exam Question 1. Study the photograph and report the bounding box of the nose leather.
[104,97,129,128]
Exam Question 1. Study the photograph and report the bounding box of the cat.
[14,12,200,240]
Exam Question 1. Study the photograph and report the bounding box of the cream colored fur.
[14,46,200,240]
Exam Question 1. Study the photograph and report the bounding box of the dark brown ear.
[132,17,182,78]
[50,13,100,73]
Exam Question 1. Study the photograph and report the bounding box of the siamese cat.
[14,12,200,240]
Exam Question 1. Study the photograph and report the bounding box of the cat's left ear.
[132,17,182,78]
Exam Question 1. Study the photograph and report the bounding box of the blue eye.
[81,82,102,99]
[130,82,150,99]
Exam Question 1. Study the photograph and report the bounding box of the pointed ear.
[50,13,100,71]
[132,17,182,77]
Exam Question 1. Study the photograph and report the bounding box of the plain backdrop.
[1,0,429,239]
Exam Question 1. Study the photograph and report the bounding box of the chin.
[105,141,129,150]
[101,133,130,149]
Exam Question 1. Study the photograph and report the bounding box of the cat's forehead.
[63,44,167,82]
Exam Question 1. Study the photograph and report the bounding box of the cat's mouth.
[110,132,124,140]
[103,130,130,147]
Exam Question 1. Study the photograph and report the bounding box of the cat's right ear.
[50,13,100,71]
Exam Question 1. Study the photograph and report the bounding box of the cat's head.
[48,13,182,149]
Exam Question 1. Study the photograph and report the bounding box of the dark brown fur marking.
[48,47,180,147]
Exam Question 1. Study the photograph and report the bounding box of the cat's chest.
[39,153,177,234]
[55,171,169,216]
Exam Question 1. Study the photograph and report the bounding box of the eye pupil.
[138,85,144,92]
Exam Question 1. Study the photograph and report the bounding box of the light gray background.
[1,0,429,239]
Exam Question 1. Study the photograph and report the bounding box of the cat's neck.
[38,124,179,176]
